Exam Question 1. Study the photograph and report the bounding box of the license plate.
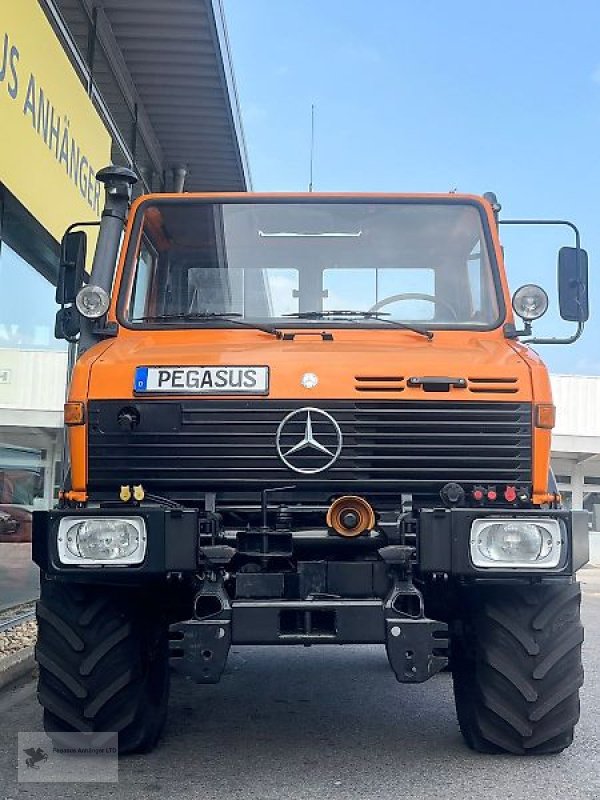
[134,366,269,394]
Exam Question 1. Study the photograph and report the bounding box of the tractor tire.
[452,582,584,755]
[36,578,169,754]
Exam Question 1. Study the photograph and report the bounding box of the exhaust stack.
[78,165,137,352]
[89,165,138,295]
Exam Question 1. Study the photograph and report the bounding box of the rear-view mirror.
[558,246,589,322]
[56,230,87,305]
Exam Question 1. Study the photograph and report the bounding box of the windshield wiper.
[136,312,281,338]
[283,310,433,339]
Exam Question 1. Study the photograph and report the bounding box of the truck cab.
[33,167,590,755]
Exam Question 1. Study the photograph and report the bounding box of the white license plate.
[134,366,269,394]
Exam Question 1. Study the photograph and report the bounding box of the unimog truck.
[33,166,590,755]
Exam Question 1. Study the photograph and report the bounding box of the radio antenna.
[308,103,315,192]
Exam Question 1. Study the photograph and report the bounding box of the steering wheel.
[368,292,458,320]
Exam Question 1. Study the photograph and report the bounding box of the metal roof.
[51,0,250,192]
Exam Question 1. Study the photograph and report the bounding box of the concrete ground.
[0,543,39,612]
[0,568,599,800]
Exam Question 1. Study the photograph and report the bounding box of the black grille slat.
[88,400,532,492]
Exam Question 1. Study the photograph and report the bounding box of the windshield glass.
[123,200,501,328]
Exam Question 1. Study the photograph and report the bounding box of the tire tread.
[453,582,583,755]
[36,580,168,754]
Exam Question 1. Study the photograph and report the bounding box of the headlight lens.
[57,517,147,565]
[75,285,110,319]
[470,518,562,569]
[511,284,549,321]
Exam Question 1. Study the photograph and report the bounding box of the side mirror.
[54,306,81,342]
[56,230,87,305]
[558,246,589,322]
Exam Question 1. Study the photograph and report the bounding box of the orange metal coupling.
[59,490,89,504]
[326,496,376,538]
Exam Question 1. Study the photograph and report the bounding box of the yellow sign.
[0,0,112,242]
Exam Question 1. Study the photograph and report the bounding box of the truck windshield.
[123,200,501,329]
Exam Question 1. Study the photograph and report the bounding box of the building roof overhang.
[51,0,250,192]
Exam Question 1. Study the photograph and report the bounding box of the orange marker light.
[64,402,85,425]
[535,404,556,430]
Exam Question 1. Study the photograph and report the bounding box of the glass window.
[0,205,66,578]
[324,267,436,320]
[130,240,157,321]
[0,243,66,351]
[185,266,299,318]
[125,200,501,328]
[264,268,299,317]
[0,188,64,606]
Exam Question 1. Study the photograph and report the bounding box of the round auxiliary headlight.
[511,284,549,321]
[75,285,110,319]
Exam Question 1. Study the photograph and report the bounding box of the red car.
[0,506,32,543]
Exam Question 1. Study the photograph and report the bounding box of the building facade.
[0,0,248,547]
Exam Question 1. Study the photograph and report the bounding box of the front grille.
[87,400,532,494]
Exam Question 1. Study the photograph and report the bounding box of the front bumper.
[32,506,590,581]
[419,507,590,576]
[170,598,448,684]
[32,505,589,685]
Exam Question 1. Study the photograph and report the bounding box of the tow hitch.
[169,546,448,685]
[380,545,449,682]
[170,577,232,683]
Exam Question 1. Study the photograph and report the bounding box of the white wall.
[0,348,68,428]
[552,374,600,438]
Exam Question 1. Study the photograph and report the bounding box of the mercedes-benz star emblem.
[276,407,343,474]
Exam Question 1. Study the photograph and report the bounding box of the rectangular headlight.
[470,518,562,569]
[57,517,147,566]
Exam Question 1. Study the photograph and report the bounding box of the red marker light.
[487,489,497,501]
[504,486,517,503]
[472,488,484,502]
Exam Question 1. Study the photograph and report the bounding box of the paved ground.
[0,544,39,611]
[1,568,599,800]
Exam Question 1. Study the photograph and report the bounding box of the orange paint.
[68,192,556,505]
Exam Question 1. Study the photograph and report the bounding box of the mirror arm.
[524,321,585,346]
[60,220,101,267]
[501,218,587,342]
[499,218,581,248]
[504,319,584,345]
[503,321,532,339]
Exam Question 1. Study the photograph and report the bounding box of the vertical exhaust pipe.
[89,165,138,294]
[172,165,188,193]
[79,165,137,352]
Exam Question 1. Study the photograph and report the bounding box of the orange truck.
[33,166,590,754]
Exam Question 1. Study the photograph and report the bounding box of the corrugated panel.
[101,0,248,191]
[551,374,600,437]
[54,0,249,191]
[0,350,67,412]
